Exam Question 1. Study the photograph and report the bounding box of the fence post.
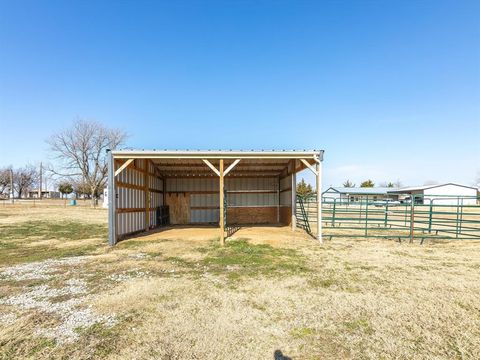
[455,197,460,239]
[360,199,363,224]
[365,195,369,237]
[459,198,464,236]
[384,201,389,227]
[409,196,415,243]
[332,199,336,227]
[428,200,433,233]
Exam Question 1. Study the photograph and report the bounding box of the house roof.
[323,187,397,195]
[387,183,478,193]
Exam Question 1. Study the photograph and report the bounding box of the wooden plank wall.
[227,207,277,224]
[166,193,190,224]
[279,207,292,225]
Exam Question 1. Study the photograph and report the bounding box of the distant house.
[387,183,478,205]
[322,187,399,203]
[27,190,61,199]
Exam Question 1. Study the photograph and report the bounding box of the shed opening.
[107,150,324,245]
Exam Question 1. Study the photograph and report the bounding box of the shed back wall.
[166,177,280,224]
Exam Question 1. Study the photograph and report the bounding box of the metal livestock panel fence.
[297,194,480,243]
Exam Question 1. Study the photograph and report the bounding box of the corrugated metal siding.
[165,177,280,223]
[191,193,218,206]
[167,177,218,192]
[226,177,277,190]
[280,174,292,206]
[117,212,145,237]
[228,193,277,206]
[115,159,164,237]
[191,209,220,223]
[116,161,287,231]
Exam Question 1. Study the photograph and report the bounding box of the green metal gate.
[296,194,480,242]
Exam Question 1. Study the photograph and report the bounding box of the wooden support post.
[277,176,280,223]
[291,160,297,231]
[316,161,322,243]
[219,159,225,245]
[145,160,150,231]
[162,177,166,206]
[107,151,117,246]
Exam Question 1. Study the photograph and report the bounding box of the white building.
[322,187,400,203]
[388,183,478,205]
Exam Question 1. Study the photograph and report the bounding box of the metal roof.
[387,183,478,193]
[110,150,323,178]
[323,187,398,195]
[111,149,324,160]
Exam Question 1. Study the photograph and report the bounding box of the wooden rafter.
[224,159,241,176]
[300,159,318,176]
[114,159,134,177]
[202,159,220,176]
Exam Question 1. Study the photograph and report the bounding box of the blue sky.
[1,0,479,188]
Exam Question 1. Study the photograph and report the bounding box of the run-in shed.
[107,150,324,245]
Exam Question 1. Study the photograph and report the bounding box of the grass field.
[1,205,479,359]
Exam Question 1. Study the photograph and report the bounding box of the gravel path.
[0,257,116,343]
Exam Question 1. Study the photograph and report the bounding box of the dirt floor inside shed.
[0,204,479,359]
[128,224,313,246]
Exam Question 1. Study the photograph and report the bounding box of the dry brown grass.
[1,206,479,359]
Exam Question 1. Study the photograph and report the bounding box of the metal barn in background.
[387,183,478,205]
[107,150,324,246]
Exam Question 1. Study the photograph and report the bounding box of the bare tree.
[0,167,12,197]
[343,179,355,187]
[13,165,38,198]
[47,119,127,205]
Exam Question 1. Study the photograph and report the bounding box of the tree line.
[0,165,38,199]
[0,166,111,200]
[342,179,402,188]
[1,119,127,205]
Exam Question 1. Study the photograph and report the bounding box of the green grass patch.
[344,318,374,335]
[165,256,197,268]
[309,277,338,288]
[0,242,102,266]
[199,239,309,280]
[73,322,121,358]
[290,326,316,339]
[0,220,107,266]
[0,221,107,241]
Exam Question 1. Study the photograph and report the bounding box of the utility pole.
[10,169,14,204]
[38,162,42,199]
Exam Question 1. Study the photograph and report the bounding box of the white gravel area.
[108,269,151,282]
[0,256,90,281]
[0,257,117,343]
[128,252,149,259]
[0,312,17,325]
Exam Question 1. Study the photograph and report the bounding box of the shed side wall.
[115,159,164,238]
